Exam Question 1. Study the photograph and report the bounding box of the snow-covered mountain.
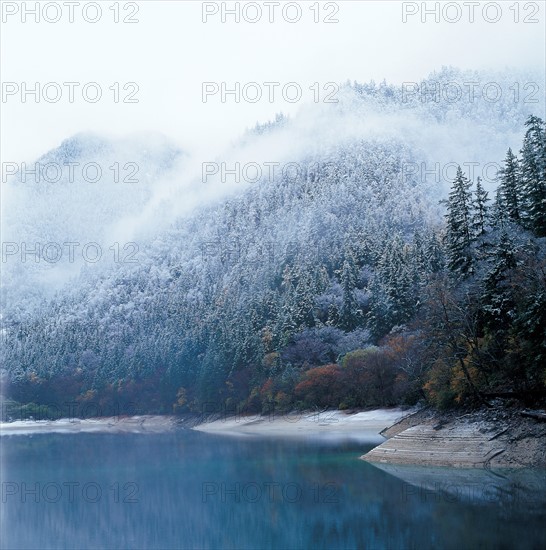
[2,67,544,408]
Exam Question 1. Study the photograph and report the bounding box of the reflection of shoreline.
[371,463,546,506]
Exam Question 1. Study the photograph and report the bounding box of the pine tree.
[482,231,517,330]
[490,187,507,228]
[520,115,546,236]
[367,276,392,339]
[338,255,359,331]
[368,236,417,337]
[384,237,415,324]
[445,166,475,276]
[424,230,445,273]
[497,148,522,223]
[472,177,489,237]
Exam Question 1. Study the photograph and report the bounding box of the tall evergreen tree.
[482,231,517,330]
[366,276,392,339]
[339,254,360,331]
[497,148,522,223]
[445,166,475,276]
[424,230,445,273]
[367,236,417,336]
[490,186,507,228]
[472,177,490,237]
[520,115,546,236]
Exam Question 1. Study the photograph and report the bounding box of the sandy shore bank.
[0,409,412,439]
[192,408,411,441]
[0,415,180,436]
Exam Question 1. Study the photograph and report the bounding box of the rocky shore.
[362,407,546,469]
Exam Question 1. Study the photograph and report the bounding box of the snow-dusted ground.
[193,408,411,442]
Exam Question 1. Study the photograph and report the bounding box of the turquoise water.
[1,430,545,549]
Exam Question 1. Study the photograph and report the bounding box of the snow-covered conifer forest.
[2,67,545,417]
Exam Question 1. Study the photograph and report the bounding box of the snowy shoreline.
[0,408,410,439]
[192,408,410,441]
[0,415,180,435]
[2,407,544,470]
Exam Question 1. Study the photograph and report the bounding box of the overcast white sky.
[1,0,545,161]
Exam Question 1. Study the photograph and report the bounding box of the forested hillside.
[2,68,545,418]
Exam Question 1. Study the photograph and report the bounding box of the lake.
[1,430,545,549]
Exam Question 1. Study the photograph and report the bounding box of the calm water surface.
[1,430,545,549]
